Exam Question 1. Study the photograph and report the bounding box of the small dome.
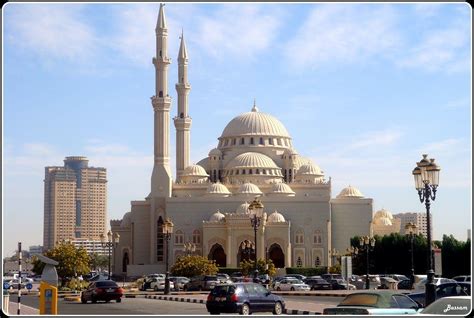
[270,183,295,195]
[183,164,209,177]
[374,208,393,220]
[267,210,286,223]
[237,182,263,195]
[284,148,299,155]
[206,182,231,195]
[226,152,279,170]
[209,210,226,222]
[208,148,222,156]
[337,185,364,198]
[121,212,132,228]
[236,202,250,214]
[297,162,323,176]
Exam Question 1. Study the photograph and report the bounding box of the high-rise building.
[43,156,107,251]
[28,245,43,255]
[393,212,432,237]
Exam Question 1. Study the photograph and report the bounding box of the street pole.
[253,215,258,279]
[17,242,22,315]
[108,244,112,280]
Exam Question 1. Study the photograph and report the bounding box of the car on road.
[149,277,175,291]
[413,277,456,291]
[303,277,332,290]
[81,280,123,303]
[407,282,471,307]
[452,275,471,282]
[329,279,356,290]
[322,290,421,315]
[273,278,310,291]
[206,282,285,315]
[418,296,471,315]
[284,274,306,281]
[321,273,343,282]
[169,276,190,290]
[184,275,220,291]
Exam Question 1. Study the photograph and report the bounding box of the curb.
[284,309,321,315]
[273,292,347,297]
[144,295,205,304]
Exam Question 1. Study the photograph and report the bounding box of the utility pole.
[17,242,22,315]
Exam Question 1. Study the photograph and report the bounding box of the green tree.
[32,241,91,286]
[239,258,276,276]
[89,253,108,271]
[171,255,218,277]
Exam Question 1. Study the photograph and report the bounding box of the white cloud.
[286,4,400,69]
[397,25,470,73]
[194,4,283,60]
[418,138,465,156]
[5,4,98,62]
[349,129,403,150]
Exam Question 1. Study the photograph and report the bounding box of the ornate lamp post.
[346,246,359,258]
[162,218,174,295]
[358,236,375,289]
[329,248,340,267]
[412,154,440,306]
[248,197,264,279]
[405,222,418,289]
[240,240,255,262]
[184,242,196,256]
[100,230,120,280]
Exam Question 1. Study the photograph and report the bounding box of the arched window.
[242,169,246,175]
[156,216,164,262]
[259,137,264,145]
[224,139,229,146]
[313,231,322,245]
[296,257,303,267]
[315,256,321,266]
[295,230,304,244]
[249,169,253,174]
[256,169,260,174]
[269,138,273,145]
[240,138,245,145]
[159,91,163,97]
[175,230,184,245]
[250,138,254,145]
[232,139,236,145]
[192,230,201,244]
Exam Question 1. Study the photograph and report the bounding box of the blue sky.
[2,2,471,256]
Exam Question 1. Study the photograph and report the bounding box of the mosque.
[111,4,379,276]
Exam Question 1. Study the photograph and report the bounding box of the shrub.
[171,255,218,277]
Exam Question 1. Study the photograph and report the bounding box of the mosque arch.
[122,251,129,273]
[208,243,226,268]
[268,243,285,268]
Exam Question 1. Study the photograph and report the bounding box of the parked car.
[81,280,123,303]
[397,279,413,290]
[273,278,310,291]
[419,296,471,315]
[285,274,306,281]
[184,275,219,291]
[378,277,398,289]
[303,278,332,290]
[321,273,343,282]
[149,277,175,291]
[216,273,230,282]
[452,275,471,282]
[270,276,286,289]
[206,282,285,315]
[169,276,190,291]
[140,274,166,290]
[408,282,471,307]
[322,290,421,315]
[329,279,356,290]
[413,277,456,291]
[382,274,410,281]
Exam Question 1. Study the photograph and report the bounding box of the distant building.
[393,212,432,237]
[43,156,107,251]
[372,209,401,236]
[66,238,108,256]
[28,245,43,255]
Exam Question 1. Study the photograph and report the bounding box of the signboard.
[3,282,10,290]
[341,256,352,280]
[26,283,33,290]
[39,281,57,315]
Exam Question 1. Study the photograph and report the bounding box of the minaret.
[150,3,172,198]
[174,30,192,180]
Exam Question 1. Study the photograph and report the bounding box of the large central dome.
[220,105,290,138]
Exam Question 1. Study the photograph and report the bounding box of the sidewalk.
[8,302,39,315]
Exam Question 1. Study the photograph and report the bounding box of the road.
[14,293,341,315]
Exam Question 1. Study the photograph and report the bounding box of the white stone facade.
[110,5,376,276]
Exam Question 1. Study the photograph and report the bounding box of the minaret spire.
[150,2,172,198]
[174,29,192,181]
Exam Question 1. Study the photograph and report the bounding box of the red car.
[81,280,123,303]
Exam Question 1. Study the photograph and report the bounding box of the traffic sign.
[3,282,10,290]
[26,283,33,290]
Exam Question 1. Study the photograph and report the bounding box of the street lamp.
[412,154,440,306]
[329,248,340,267]
[100,230,120,280]
[405,222,418,289]
[346,246,359,258]
[162,218,174,295]
[358,236,375,289]
[248,197,264,279]
[184,242,196,256]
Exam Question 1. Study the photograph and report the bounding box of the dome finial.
[251,98,259,112]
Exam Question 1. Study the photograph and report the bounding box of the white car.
[149,278,175,291]
[273,278,310,291]
[414,277,456,291]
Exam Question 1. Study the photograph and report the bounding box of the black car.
[206,283,285,315]
[407,282,471,307]
[397,279,413,290]
[81,280,123,303]
[304,278,332,290]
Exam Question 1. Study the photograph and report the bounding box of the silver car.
[273,278,310,291]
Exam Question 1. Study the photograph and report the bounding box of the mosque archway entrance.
[269,244,285,268]
[209,244,226,267]
[237,240,256,265]
[122,251,129,273]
